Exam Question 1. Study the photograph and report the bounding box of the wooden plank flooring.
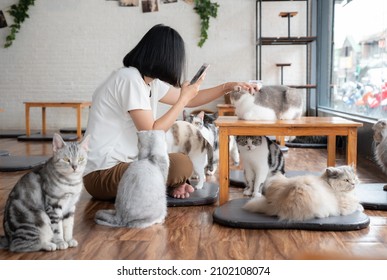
[1,136,387,260]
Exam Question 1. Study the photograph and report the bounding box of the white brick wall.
[0,0,306,130]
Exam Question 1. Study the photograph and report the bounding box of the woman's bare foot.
[168,183,195,199]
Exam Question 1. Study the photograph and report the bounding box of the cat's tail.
[94,209,122,228]
[0,235,9,249]
[243,196,269,214]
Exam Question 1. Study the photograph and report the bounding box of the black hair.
[123,24,186,87]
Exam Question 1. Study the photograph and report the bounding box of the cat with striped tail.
[0,133,89,252]
[236,135,285,197]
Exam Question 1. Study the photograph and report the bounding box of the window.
[331,0,387,118]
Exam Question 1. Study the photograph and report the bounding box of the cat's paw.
[67,239,78,248]
[205,168,216,176]
[195,182,204,189]
[243,189,253,196]
[42,242,57,252]
[252,192,263,197]
[55,240,69,250]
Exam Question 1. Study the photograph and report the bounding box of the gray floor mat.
[356,183,387,210]
[213,198,370,231]
[167,182,219,207]
[18,133,78,142]
[0,155,50,171]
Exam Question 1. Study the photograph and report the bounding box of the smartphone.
[190,63,210,84]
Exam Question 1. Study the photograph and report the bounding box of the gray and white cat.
[166,119,208,189]
[236,136,285,197]
[372,119,387,174]
[229,85,303,121]
[243,165,363,221]
[183,110,240,170]
[95,130,169,228]
[183,110,220,175]
[0,133,89,252]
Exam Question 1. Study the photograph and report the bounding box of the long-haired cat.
[229,85,303,121]
[236,136,285,197]
[95,130,169,228]
[372,119,387,174]
[243,165,364,221]
[0,133,89,252]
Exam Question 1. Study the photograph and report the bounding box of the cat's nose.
[71,165,78,171]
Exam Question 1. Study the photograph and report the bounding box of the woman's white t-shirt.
[84,67,170,176]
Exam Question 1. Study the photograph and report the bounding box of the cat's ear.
[182,110,189,121]
[326,167,342,178]
[80,135,91,151]
[52,133,66,152]
[234,85,242,92]
[198,111,205,120]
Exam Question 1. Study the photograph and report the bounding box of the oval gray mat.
[213,198,370,231]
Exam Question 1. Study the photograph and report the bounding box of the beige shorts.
[83,153,193,200]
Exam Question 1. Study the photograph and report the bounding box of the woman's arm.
[160,81,258,108]
[130,77,204,132]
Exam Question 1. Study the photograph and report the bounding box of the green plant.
[4,0,35,48]
[194,0,219,47]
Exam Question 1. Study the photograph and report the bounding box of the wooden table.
[217,104,287,146]
[24,101,91,139]
[217,104,236,116]
[214,116,363,205]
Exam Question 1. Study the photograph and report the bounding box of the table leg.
[42,107,47,135]
[25,104,31,136]
[327,135,336,167]
[347,128,358,168]
[218,128,230,205]
[277,136,286,146]
[76,105,82,139]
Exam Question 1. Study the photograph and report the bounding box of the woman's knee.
[167,153,193,187]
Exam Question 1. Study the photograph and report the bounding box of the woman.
[83,24,257,200]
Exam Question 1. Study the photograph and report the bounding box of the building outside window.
[331,0,387,119]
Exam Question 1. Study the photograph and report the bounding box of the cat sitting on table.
[229,85,303,121]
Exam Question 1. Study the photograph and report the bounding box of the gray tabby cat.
[95,130,169,228]
[229,85,303,121]
[372,119,387,174]
[243,165,363,221]
[0,133,89,252]
[236,136,285,197]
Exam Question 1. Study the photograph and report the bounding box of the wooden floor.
[1,136,387,260]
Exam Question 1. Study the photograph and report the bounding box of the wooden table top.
[216,104,235,108]
[215,116,363,128]
[24,101,91,106]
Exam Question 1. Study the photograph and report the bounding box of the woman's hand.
[222,81,260,94]
[178,74,206,106]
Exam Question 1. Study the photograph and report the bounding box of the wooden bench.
[24,101,91,139]
[214,116,363,205]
